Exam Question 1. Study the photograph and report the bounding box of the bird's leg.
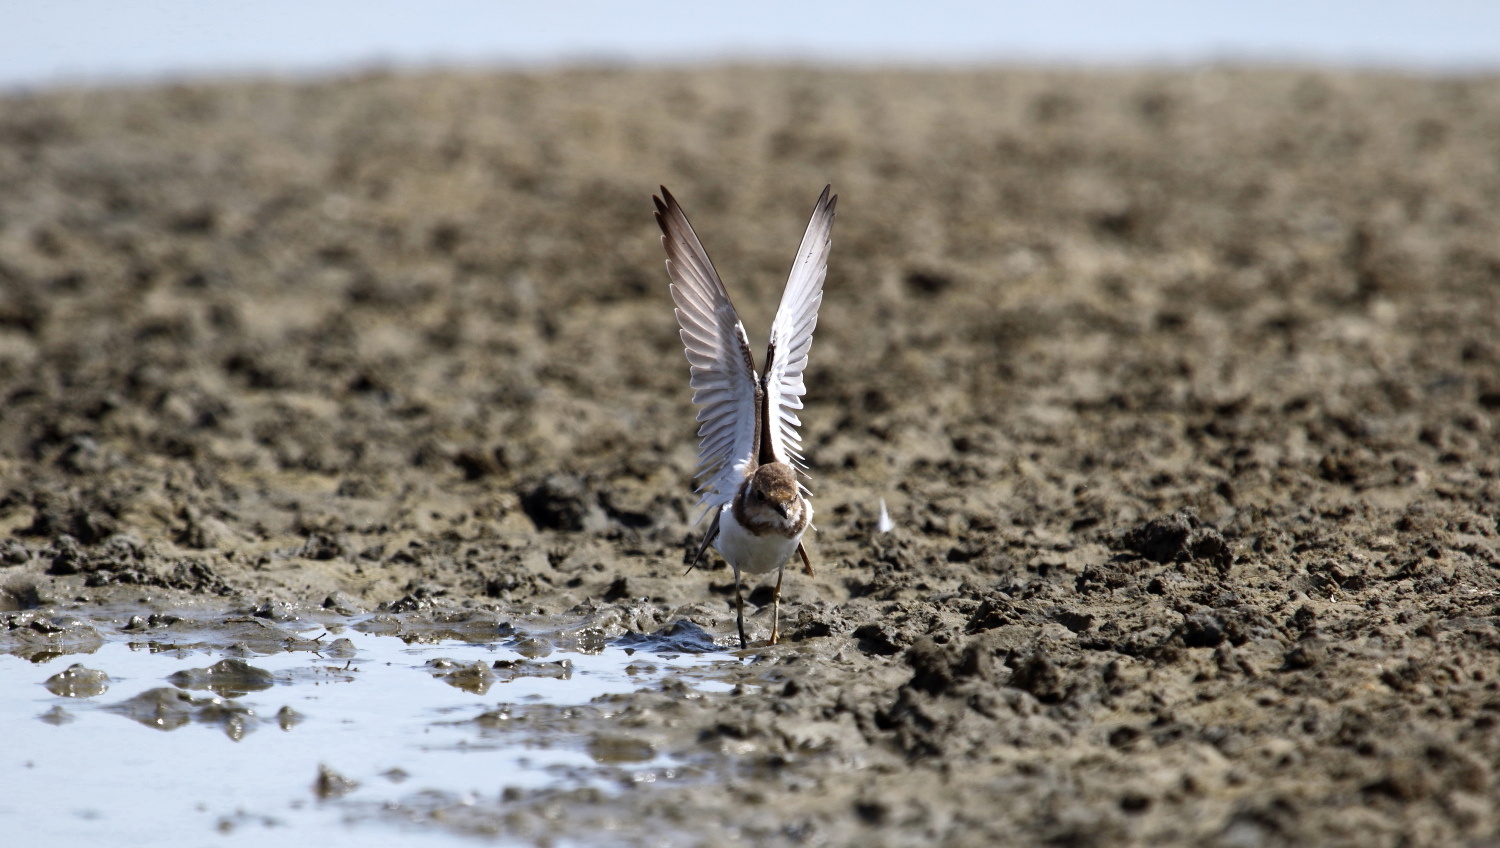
[734,571,747,650]
[769,564,784,645]
[797,542,814,577]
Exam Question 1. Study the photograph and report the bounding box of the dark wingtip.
[654,189,683,239]
[816,184,836,216]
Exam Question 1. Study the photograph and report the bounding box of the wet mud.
[1,603,735,845]
[2,65,1500,846]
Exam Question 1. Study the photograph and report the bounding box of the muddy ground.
[2,65,1500,846]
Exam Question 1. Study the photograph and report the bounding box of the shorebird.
[654,185,837,649]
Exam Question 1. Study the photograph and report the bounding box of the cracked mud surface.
[2,66,1500,846]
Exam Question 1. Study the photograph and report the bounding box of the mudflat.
[2,66,1499,846]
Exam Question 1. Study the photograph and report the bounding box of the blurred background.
[4,0,1499,88]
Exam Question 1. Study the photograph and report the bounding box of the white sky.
[3,0,1498,88]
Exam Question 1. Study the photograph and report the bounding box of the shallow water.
[0,609,735,846]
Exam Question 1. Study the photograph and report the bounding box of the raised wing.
[655,187,761,513]
[761,185,836,478]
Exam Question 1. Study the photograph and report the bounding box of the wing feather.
[762,186,837,479]
[655,188,760,513]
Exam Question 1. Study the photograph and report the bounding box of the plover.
[654,185,837,649]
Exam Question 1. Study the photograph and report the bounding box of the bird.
[654,185,836,649]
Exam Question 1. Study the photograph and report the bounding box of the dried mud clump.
[519,474,607,532]
[3,66,1500,846]
[1114,509,1232,571]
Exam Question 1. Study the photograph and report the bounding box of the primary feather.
[655,186,837,512]
[763,185,836,480]
[655,189,760,513]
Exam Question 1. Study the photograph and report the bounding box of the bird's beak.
[773,502,788,519]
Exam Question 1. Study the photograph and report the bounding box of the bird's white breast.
[715,504,803,576]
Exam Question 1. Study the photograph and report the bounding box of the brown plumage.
[732,464,807,537]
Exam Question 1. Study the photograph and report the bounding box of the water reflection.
[105,687,259,739]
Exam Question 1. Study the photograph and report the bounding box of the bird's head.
[745,463,802,522]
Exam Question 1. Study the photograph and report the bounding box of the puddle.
[0,607,737,846]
